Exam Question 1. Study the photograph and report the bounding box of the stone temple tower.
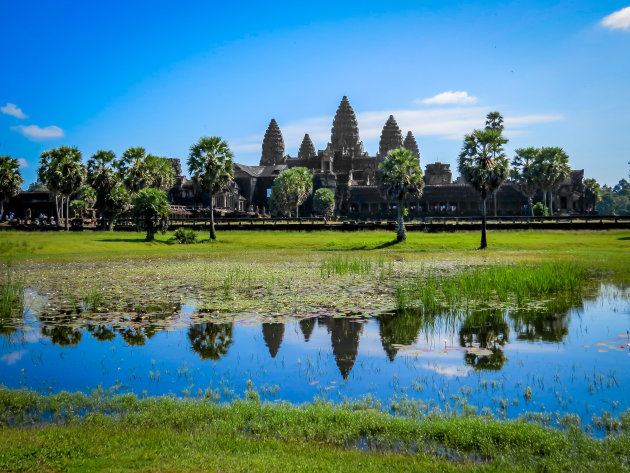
[403,131,420,159]
[378,115,403,159]
[298,134,316,160]
[260,118,286,166]
[331,96,361,153]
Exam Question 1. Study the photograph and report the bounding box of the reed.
[0,265,24,318]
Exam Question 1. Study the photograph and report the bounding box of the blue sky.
[1,0,629,187]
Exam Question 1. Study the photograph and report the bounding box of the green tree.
[26,180,47,191]
[39,146,86,230]
[312,188,335,220]
[378,148,424,242]
[104,183,131,230]
[458,127,509,249]
[187,136,235,241]
[532,147,570,215]
[485,111,504,131]
[511,147,540,216]
[118,147,175,195]
[87,150,124,229]
[597,180,630,215]
[69,199,88,218]
[132,188,169,241]
[269,167,313,218]
[0,156,23,217]
[583,178,601,212]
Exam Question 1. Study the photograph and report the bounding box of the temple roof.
[260,118,286,166]
[378,115,403,158]
[331,96,360,150]
[298,134,316,160]
[403,131,420,159]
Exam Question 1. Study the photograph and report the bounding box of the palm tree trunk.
[210,195,216,241]
[493,192,497,217]
[0,201,4,220]
[65,197,70,231]
[528,196,534,217]
[54,195,60,222]
[296,205,299,219]
[549,191,553,215]
[397,201,406,242]
[480,197,487,249]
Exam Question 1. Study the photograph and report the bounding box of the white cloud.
[1,350,27,365]
[601,6,630,31]
[10,125,64,141]
[17,158,28,168]
[418,91,478,105]
[1,102,28,119]
[231,107,563,157]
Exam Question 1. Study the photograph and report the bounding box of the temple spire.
[298,134,316,160]
[378,115,403,158]
[260,118,285,166]
[403,131,420,159]
[330,96,360,151]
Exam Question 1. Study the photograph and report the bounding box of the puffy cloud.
[417,91,478,105]
[17,158,28,168]
[231,106,563,157]
[1,102,28,119]
[601,6,630,31]
[10,125,64,141]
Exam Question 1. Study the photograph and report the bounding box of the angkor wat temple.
[171,96,587,218]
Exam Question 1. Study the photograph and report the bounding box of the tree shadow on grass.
[618,237,630,241]
[315,239,402,251]
[96,238,175,245]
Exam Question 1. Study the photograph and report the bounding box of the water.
[1,285,629,425]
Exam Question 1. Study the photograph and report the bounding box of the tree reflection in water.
[188,322,234,360]
[509,294,581,343]
[262,323,285,358]
[377,311,424,361]
[86,324,116,342]
[459,310,510,371]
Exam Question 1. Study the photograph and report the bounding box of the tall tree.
[39,146,85,230]
[532,147,570,215]
[187,136,234,240]
[118,147,175,195]
[458,128,509,249]
[268,167,313,218]
[511,147,540,216]
[0,156,23,218]
[485,111,504,131]
[132,188,169,241]
[379,148,424,242]
[583,178,601,212]
[87,150,123,229]
[313,188,335,220]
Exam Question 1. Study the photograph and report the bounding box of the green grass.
[395,262,589,312]
[0,388,629,472]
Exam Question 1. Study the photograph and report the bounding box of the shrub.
[174,228,198,244]
[532,202,549,216]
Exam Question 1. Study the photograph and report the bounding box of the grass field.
[1,229,629,472]
[1,389,629,473]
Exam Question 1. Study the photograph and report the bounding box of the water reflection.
[324,317,363,380]
[262,323,285,358]
[459,310,509,371]
[299,318,316,342]
[188,322,233,360]
[378,311,424,361]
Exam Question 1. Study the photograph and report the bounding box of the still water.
[1,285,628,424]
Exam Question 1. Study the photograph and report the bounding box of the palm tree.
[378,148,424,242]
[117,148,175,195]
[511,147,540,216]
[87,150,121,229]
[0,156,23,218]
[532,147,570,215]
[187,137,234,240]
[39,147,85,230]
[131,188,169,241]
[458,128,509,249]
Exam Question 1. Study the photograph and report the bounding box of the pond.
[1,283,628,428]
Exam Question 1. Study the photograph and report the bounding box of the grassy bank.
[1,388,629,472]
